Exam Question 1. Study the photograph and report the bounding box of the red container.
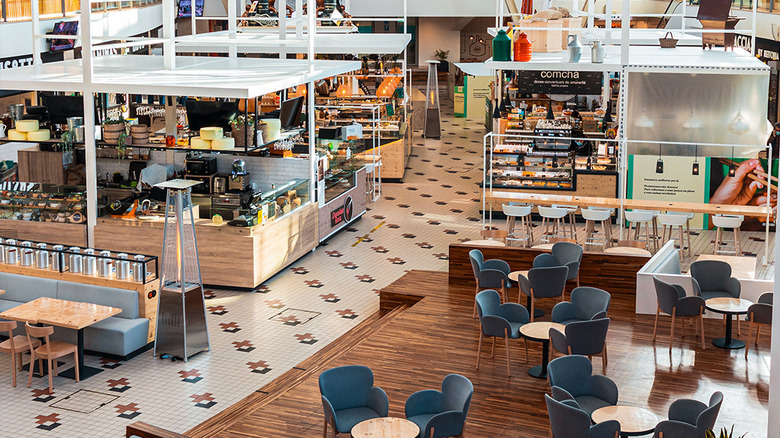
[514,32,532,62]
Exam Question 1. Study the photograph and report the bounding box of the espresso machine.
[229,159,250,193]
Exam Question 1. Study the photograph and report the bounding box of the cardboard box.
[511,19,563,53]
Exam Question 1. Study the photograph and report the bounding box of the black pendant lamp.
[602,101,613,130]
[546,105,555,120]
[656,144,664,174]
[493,99,501,119]
[692,145,699,175]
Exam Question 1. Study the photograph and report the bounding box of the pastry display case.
[317,137,366,203]
[0,187,86,224]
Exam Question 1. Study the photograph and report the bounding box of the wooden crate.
[511,19,563,53]
[560,17,582,50]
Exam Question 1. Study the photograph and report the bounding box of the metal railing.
[1,0,160,21]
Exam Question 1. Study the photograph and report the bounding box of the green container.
[492,30,512,61]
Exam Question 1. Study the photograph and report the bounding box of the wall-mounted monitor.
[50,21,78,52]
[177,0,204,18]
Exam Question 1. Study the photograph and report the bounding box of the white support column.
[307,0,314,71]
[190,0,196,36]
[163,0,176,69]
[769,235,780,438]
[620,0,629,65]
[80,0,96,247]
[307,80,316,203]
[228,0,238,58]
[587,0,594,31]
[31,0,41,64]
[605,0,613,45]
[279,1,287,60]
[681,0,686,32]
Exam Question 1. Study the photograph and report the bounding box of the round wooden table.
[531,243,555,250]
[591,406,659,437]
[705,297,753,349]
[462,239,505,247]
[351,417,420,438]
[604,246,652,256]
[519,322,565,379]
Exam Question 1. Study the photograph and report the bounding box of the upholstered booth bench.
[0,272,151,358]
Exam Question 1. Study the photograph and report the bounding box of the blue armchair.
[664,391,723,437]
[549,318,610,374]
[533,241,584,287]
[545,394,620,438]
[319,365,389,437]
[652,277,706,351]
[405,374,473,438]
[469,249,513,317]
[552,287,611,324]
[547,355,618,415]
[745,292,773,357]
[689,260,741,300]
[475,289,529,376]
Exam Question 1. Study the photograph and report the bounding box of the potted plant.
[102,117,126,145]
[230,115,255,148]
[435,49,450,72]
[705,426,746,438]
[117,132,131,160]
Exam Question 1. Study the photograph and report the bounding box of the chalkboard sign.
[516,71,603,95]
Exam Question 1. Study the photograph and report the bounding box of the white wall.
[0,5,163,59]
[417,17,462,65]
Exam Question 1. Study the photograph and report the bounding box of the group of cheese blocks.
[190,127,235,150]
[7,120,51,142]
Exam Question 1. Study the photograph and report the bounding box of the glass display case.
[317,137,366,204]
[246,179,310,226]
[0,187,86,224]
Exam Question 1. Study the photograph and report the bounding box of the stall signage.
[516,71,603,94]
[330,195,354,227]
[0,54,34,70]
[735,35,780,62]
[0,182,40,191]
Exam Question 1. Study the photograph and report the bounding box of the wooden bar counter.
[94,203,318,289]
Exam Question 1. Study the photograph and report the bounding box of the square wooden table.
[695,254,756,279]
[0,297,121,379]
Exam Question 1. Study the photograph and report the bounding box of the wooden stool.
[658,213,691,260]
[538,206,569,243]
[712,214,744,256]
[623,209,657,252]
[552,204,579,242]
[502,204,534,247]
[581,207,613,250]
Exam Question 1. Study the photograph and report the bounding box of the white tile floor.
[0,108,487,437]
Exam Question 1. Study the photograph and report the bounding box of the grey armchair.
[517,265,569,322]
[404,374,473,438]
[690,260,741,300]
[552,287,611,324]
[657,391,723,438]
[652,277,706,351]
[745,292,773,357]
[547,355,618,415]
[549,318,610,374]
[469,249,513,317]
[533,241,584,287]
[319,365,389,437]
[545,394,620,438]
[475,289,529,376]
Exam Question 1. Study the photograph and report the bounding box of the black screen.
[279,96,304,129]
[40,94,85,125]
[185,100,239,132]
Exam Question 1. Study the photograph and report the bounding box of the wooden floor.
[188,270,771,438]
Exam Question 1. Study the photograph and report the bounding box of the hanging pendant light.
[729,111,750,135]
[729,146,737,177]
[296,83,307,96]
[692,145,699,175]
[656,144,664,174]
[336,78,351,98]
[546,105,555,120]
[493,99,501,119]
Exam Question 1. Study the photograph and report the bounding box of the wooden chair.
[0,320,41,387]
[26,323,79,393]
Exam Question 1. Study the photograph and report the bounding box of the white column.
[163,0,176,69]
[80,0,96,247]
[307,0,314,72]
[307,80,315,203]
[228,0,238,58]
[31,0,41,64]
[770,233,780,438]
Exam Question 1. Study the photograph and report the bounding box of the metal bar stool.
[658,213,691,260]
[552,204,579,243]
[623,209,657,252]
[538,206,569,243]
[712,214,744,255]
[581,207,613,250]
[502,204,534,247]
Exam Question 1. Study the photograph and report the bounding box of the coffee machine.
[229,159,250,192]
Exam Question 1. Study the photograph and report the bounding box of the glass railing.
[1,0,160,21]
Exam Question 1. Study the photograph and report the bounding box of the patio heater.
[423,60,441,139]
[153,179,210,362]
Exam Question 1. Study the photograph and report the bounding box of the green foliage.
[57,130,74,152]
[435,49,450,61]
[705,426,746,438]
[117,132,129,159]
[103,116,126,125]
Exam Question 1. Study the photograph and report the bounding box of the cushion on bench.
[56,282,140,319]
[0,272,58,302]
[51,316,150,357]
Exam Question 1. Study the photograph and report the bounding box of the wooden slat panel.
[448,243,649,296]
[0,220,87,247]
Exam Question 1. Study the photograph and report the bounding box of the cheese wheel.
[27,129,51,141]
[211,137,235,150]
[200,127,224,140]
[261,119,281,141]
[190,137,211,149]
[8,129,27,141]
[15,120,39,133]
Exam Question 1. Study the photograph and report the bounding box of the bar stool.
[581,207,613,250]
[712,214,744,256]
[623,209,657,252]
[538,206,569,243]
[502,204,534,247]
[552,204,578,242]
[657,213,691,260]
[363,155,382,202]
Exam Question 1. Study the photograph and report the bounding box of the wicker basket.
[659,32,678,48]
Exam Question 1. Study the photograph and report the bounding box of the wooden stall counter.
[94,202,318,289]
[0,219,87,247]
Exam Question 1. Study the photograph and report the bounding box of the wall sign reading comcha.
[515,71,603,94]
